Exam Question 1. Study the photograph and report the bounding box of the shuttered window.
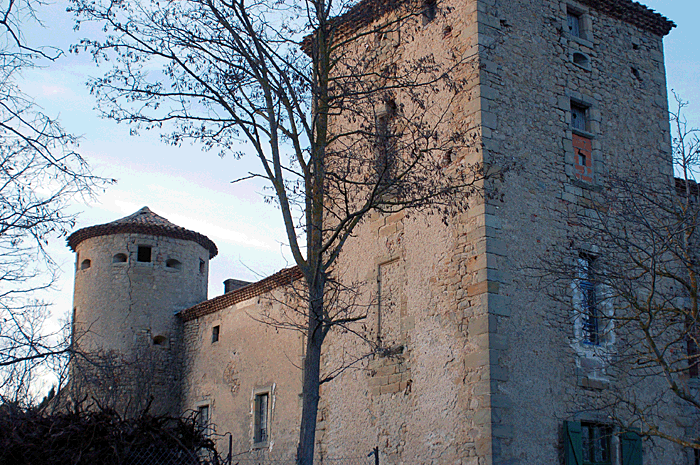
[620,430,642,465]
[564,421,641,465]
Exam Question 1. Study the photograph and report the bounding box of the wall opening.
[137,246,152,263]
[422,0,437,24]
[211,325,220,343]
[253,392,269,445]
[573,52,590,69]
[113,253,127,263]
[80,259,91,270]
[199,259,206,274]
[152,335,167,346]
[166,258,182,270]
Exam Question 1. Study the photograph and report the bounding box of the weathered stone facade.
[68,0,695,463]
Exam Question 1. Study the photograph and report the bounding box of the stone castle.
[67,0,697,463]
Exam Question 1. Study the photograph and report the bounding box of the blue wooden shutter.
[621,430,642,465]
[564,421,582,465]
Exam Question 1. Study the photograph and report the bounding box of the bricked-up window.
[567,10,582,38]
[573,134,594,183]
[578,253,599,345]
[253,392,269,445]
[137,245,152,262]
[197,405,210,436]
[211,325,220,343]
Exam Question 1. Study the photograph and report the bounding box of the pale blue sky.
[17,0,700,333]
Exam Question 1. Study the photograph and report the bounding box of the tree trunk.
[297,293,325,465]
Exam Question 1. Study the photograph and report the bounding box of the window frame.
[577,253,599,345]
[197,404,211,436]
[252,388,272,448]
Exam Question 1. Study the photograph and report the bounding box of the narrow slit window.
[137,246,152,263]
[212,325,220,343]
[254,392,269,444]
[197,405,210,435]
[578,253,599,345]
[199,259,206,274]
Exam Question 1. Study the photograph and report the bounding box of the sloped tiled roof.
[178,266,303,322]
[67,207,218,258]
[302,0,673,49]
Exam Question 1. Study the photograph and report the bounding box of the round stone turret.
[67,207,217,416]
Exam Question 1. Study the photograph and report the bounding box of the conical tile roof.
[67,207,218,258]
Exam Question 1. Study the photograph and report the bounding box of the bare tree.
[68,0,494,461]
[538,93,700,451]
[0,0,109,405]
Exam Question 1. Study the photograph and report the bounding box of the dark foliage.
[0,403,218,465]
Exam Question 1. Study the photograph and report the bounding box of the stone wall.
[476,0,683,463]
[180,290,303,458]
[71,232,210,416]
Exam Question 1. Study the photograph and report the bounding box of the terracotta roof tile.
[178,266,303,322]
[67,207,218,258]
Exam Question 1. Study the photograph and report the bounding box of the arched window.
[113,253,128,264]
[80,259,91,270]
[166,258,182,270]
[152,335,167,346]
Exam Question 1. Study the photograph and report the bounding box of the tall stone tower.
[67,207,217,416]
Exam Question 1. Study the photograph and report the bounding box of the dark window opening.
[578,253,599,345]
[137,246,152,263]
[630,67,642,81]
[212,325,220,343]
[199,259,206,274]
[573,52,589,68]
[113,253,127,263]
[581,422,612,465]
[254,393,269,444]
[567,10,582,38]
[197,405,210,435]
[80,259,91,270]
[695,448,700,465]
[571,102,588,132]
[166,258,182,270]
[152,335,167,346]
[422,0,437,24]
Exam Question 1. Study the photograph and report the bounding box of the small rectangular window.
[197,405,210,435]
[211,325,220,343]
[567,10,582,38]
[375,100,398,186]
[199,259,206,274]
[578,253,599,345]
[571,102,588,132]
[254,392,269,445]
[137,245,152,263]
